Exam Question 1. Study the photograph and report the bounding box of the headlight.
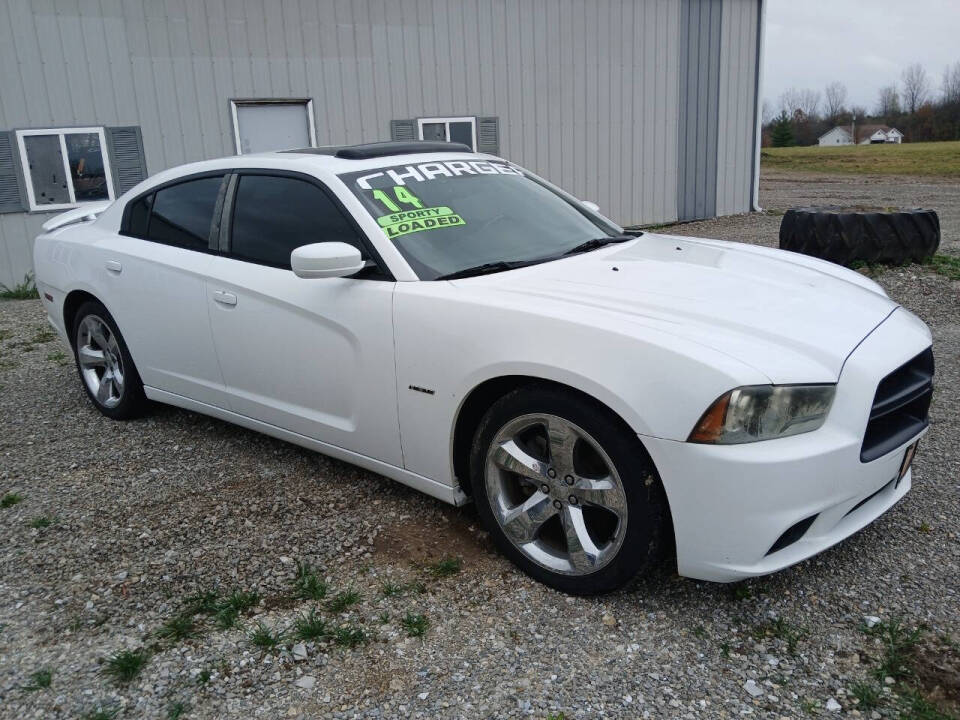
[688,385,835,444]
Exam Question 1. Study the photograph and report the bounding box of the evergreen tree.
[771,111,795,147]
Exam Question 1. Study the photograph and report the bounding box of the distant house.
[817,124,904,146]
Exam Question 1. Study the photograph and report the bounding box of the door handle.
[105,260,122,274]
[213,290,238,307]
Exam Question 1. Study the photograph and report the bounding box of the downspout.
[750,0,767,212]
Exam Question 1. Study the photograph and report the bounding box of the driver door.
[204,171,402,467]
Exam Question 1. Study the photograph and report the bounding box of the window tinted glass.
[230,175,362,268]
[127,193,153,237]
[148,176,223,251]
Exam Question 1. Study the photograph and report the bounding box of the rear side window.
[127,193,153,238]
[144,175,224,251]
[229,175,362,269]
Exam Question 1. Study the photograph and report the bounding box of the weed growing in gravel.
[103,648,149,684]
[427,556,462,578]
[31,326,57,344]
[380,580,404,598]
[0,274,38,300]
[215,606,240,630]
[918,521,932,533]
[547,713,566,720]
[156,614,199,643]
[718,641,730,658]
[1,493,24,508]
[196,669,211,685]
[46,350,68,365]
[866,618,923,682]
[901,689,955,720]
[378,612,390,625]
[22,669,52,691]
[326,589,361,613]
[332,624,366,648]
[408,580,427,595]
[182,590,220,615]
[293,608,330,641]
[222,589,260,614]
[248,622,285,651]
[753,617,807,655]
[402,612,429,638]
[28,515,56,529]
[800,699,819,714]
[81,707,119,720]
[293,561,328,600]
[925,253,960,281]
[850,681,881,710]
[166,701,189,720]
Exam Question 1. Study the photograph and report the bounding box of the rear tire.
[469,385,668,595]
[71,300,148,420]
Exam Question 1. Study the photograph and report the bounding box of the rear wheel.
[72,300,148,419]
[470,386,668,595]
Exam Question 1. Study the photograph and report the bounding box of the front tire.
[72,300,148,420]
[469,385,668,595]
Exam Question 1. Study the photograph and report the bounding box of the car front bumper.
[644,307,932,583]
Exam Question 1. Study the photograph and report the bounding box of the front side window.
[339,160,618,280]
[229,175,362,269]
[131,175,223,251]
[15,127,114,211]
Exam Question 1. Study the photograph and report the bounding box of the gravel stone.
[1,171,957,719]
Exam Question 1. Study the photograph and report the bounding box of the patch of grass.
[730,585,752,601]
[0,273,39,300]
[427,556,462,578]
[925,253,960,281]
[166,701,189,720]
[28,515,56,529]
[22,668,52,691]
[1,492,24,508]
[692,625,707,639]
[47,350,68,365]
[293,561,327,601]
[760,141,960,178]
[326,589,360,613]
[214,606,240,630]
[768,617,808,655]
[719,641,730,658]
[248,622,284,652]
[401,612,429,638]
[196,669,211,685]
[103,648,149,685]
[547,713,567,720]
[407,580,427,595]
[292,608,330,641]
[156,614,199,643]
[900,690,956,720]
[222,589,260,614]
[332,624,367,648]
[81,708,120,720]
[851,680,881,710]
[800,699,820,714]
[182,590,220,616]
[918,521,932,534]
[380,580,404,598]
[867,617,923,682]
[31,326,57,344]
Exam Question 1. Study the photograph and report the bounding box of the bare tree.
[943,61,960,104]
[901,63,929,113]
[876,85,901,118]
[778,88,802,117]
[824,81,848,121]
[797,89,821,120]
[779,87,820,121]
[762,98,774,126]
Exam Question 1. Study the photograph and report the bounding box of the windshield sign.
[339,160,617,280]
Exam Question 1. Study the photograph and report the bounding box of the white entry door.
[232,100,316,154]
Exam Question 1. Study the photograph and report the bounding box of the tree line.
[763,61,960,147]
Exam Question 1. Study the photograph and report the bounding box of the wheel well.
[452,376,642,495]
[62,290,100,345]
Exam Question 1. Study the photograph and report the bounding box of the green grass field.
[761,140,960,178]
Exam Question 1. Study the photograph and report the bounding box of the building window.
[230,99,317,154]
[15,127,115,212]
[417,117,477,150]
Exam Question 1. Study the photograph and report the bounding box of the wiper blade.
[435,260,537,281]
[561,234,636,256]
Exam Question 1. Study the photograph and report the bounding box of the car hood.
[455,233,899,383]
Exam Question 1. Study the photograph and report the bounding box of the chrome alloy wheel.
[76,315,125,409]
[484,413,628,575]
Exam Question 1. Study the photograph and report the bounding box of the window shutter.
[0,131,27,214]
[476,116,500,155]
[390,119,417,142]
[106,126,148,195]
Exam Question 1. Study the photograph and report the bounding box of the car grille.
[860,347,934,462]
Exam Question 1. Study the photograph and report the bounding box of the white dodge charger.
[34,141,933,594]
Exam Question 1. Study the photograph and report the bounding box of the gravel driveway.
[1,172,958,720]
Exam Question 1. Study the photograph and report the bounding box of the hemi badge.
[409,385,435,395]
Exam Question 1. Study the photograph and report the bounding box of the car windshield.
[338,159,621,279]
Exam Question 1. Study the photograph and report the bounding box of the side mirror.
[291,242,365,279]
[581,200,600,213]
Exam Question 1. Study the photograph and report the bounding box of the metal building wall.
[0,0,761,287]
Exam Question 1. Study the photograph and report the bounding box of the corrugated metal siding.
[0,0,759,286]
[716,0,761,216]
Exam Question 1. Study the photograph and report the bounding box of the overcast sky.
[763,0,960,115]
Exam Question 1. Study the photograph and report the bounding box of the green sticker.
[380,210,466,238]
